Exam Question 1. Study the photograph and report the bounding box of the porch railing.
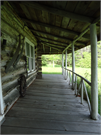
[63,68,91,114]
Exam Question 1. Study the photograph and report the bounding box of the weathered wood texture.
[1,74,101,134]
[1,32,25,111]
[7,1,100,54]
[1,2,37,46]
[1,9,38,114]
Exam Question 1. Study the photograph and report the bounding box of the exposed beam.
[31,29,86,46]
[63,26,90,53]
[39,41,67,47]
[43,43,64,49]
[34,35,69,46]
[20,1,94,23]
[39,41,65,48]
[43,43,63,50]
[41,43,62,51]
[22,18,90,39]
[22,18,78,35]
[30,28,72,42]
[74,27,90,43]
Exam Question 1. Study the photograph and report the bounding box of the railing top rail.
[64,68,91,86]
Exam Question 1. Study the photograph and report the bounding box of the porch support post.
[0,68,5,124]
[72,42,75,89]
[62,52,64,75]
[90,24,98,120]
[65,50,67,79]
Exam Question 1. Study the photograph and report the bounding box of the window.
[25,38,35,72]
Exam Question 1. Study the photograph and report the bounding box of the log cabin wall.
[1,2,38,114]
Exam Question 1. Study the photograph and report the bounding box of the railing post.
[81,79,83,104]
[83,81,91,114]
[62,53,64,75]
[90,23,98,120]
[75,75,77,95]
[65,50,67,79]
[72,42,75,89]
[69,72,71,85]
[67,71,68,81]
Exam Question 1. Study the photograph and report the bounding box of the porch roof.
[8,1,100,54]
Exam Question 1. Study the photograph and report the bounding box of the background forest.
[42,41,101,68]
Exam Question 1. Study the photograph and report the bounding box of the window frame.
[25,37,35,73]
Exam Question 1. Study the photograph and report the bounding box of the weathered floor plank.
[1,74,101,134]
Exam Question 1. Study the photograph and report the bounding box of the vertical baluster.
[81,79,83,104]
[67,71,68,82]
[83,81,91,114]
[70,72,72,83]
[69,72,71,85]
[77,79,81,96]
[75,75,77,95]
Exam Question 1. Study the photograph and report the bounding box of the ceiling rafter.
[31,28,72,42]
[43,44,63,50]
[41,43,61,51]
[21,18,90,39]
[19,1,94,23]
[39,41,67,46]
[35,35,69,46]
[63,16,100,53]
[39,41,65,49]
[31,29,86,46]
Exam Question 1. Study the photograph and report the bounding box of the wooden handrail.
[63,67,91,114]
[64,68,91,86]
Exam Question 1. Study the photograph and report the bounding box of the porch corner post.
[72,42,75,89]
[0,67,5,124]
[62,52,64,75]
[65,50,67,79]
[90,23,98,120]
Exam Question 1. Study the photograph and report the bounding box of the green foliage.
[76,52,91,68]
[42,54,62,66]
[98,58,101,68]
[42,55,47,66]
[42,41,101,68]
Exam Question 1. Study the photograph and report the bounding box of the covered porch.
[0,1,101,134]
[1,74,101,134]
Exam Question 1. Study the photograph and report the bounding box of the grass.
[42,65,62,74]
[42,64,101,115]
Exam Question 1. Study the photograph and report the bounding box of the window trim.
[25,37,35,73]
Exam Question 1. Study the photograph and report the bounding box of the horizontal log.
[2,67,26,83]
[39,68,42,70]
[20,2,94,23]
[27,77,36,88]
[37,72,42,75]
[2,78,19,96]
[1,60,7,67]
[4,87,20,107]
[26,74,36,87]
[27,70,37,77]
[1,2,37,45]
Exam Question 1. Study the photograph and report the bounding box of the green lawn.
[42,66,101,84]
[42,66,62,74]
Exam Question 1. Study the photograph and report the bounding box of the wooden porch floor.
[1,74,101,134]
